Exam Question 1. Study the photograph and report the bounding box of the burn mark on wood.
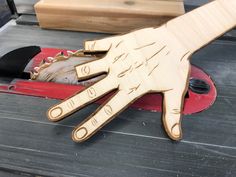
[123,53,129,60]
[117,65,132,78]
[148,63,159,76]
[113,53,126,63]
[87,87,96,98]
[134,42,156,50]
[116,40,124,48]
[124,1,135,5]
[128,84,141,94]
[81,65,90,75]
[180,51,190,61]
[146,45,166,62]
[134,61,144,69]
[104,105,113,115]
[91,118,98,126]
[67,99,75,109]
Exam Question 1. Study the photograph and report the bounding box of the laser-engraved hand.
[47,26,192,142]
[32,0,236,142]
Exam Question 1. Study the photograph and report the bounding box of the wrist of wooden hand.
[218,0,236,22]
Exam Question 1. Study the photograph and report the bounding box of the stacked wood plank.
[34,0,185,33]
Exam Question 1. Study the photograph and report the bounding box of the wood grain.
[167,0,236,52]
[34,0,185,33]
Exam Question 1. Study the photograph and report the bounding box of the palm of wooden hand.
[48,26,191,142]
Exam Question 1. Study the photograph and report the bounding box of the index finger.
[84,36,120,52]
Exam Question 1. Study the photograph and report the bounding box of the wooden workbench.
[0,1,236,176]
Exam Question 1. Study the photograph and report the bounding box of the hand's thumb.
[162,89,185,141]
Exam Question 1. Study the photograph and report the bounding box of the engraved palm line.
[77,41,169,126]
[44,0,236,141]
[111,41,168,94]
[64,40,189,119]
[62,39,189,128]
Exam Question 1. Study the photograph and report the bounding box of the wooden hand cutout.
[47,0,236,142]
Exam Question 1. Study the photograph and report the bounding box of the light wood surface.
[44,0,236,142]
[34,0,185,33]
[167,0,236,52]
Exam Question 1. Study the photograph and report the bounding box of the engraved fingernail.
[75,127,88,140]
[87,87,96,98]
[104,105,112,115]
[81,65,90,75]
[172,125,180,137]
[49,107,63,119]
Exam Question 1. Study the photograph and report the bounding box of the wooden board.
[34,0,185,33]
[0,20,236,177]
[14,0,205,16]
